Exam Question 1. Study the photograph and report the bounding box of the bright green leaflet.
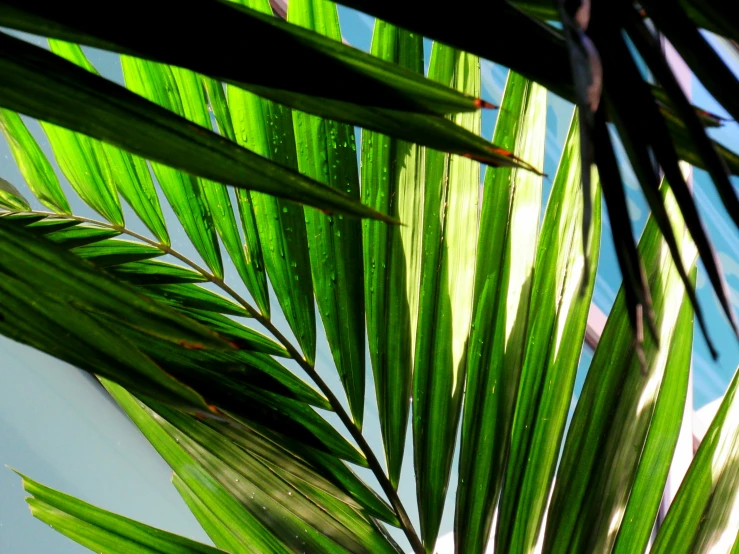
[611,269,696,554]
[168,65,270,314]
[361,20,425,489]
[0,108,70,213]
[120,55,223,277]
[41,120,124,225]
[545,179,699,553]
[47,39,170,244]
[413,43,482,551]
[222,0,316,364]
[289,0,366,427]
[202,75,270,318]
[16,472,228,554]
[652,363,739,554]
[454,71,547,554]
[496,111,602,554]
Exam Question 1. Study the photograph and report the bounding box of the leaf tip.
[475,98,498,110]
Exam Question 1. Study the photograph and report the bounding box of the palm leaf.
[107,260,207,285]
[0,108,70,213]
[289,0,366,427]
[152,404,399,554]
[224,0,316,366]
[0,3,547,174]
[168,64,270,314]
[495,110,601,554]
[72,239,162,268]
[0,211,360,460]
[202,75,271,318]
[48,39,170,244]
[105,382,400,553]
[455,70,547,554]
[120,55,222,278]
[413,44,482,549]
[15,471,229,554]
[545,179,698,553]
[651,362,739,554]
[0,0,482,115]
[361,19,425,488]
[0,216,222,412]
[337,0,739,353]
[0,31,393,222]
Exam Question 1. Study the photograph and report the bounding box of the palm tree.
[0,0,738,553]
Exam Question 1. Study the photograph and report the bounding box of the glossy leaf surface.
[455,71,546,554]
[413,43,482,550]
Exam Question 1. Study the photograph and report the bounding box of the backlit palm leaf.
[3,3,739,554]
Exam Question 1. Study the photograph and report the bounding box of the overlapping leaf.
[494,110,601,554]
[545,179,698,553]
[121,55,223,277]
[39,119,124,226]
[0,108,70,213]
[16,472,228,554]
[611,271,695,554]
[361,20,425,489]
[337,0,739,354]
[0,216,222,412]
[202,74,271,318]
[168,64,270,314]
[0,213,352,460]
[0,7,547,176]
[651,363,739,554]
[224,0,316,365]
[0,0,482,115]
[47,40,170,244]
[0,31,393,223]
[289,0,366,427]
[455,71,547,554]
[413,43,482,550]
[105,382,400,554]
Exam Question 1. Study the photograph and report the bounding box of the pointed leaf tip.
[475,98,498,109]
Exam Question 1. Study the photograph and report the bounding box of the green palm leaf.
[6,4,739,553]
[361,19,425,489]
[495,109,601,554]
[107,260,208,285]
[0,0,482,115]
[336,0,739,354]
[0,216,222,412]
[0,108,70,213]
[0,32,392,222]
[47,40,170,244]
[223,0,316,366]
[202,75,271,318]
[106,382,400,554]
[41,117,125,224]
[413,43,482,550]
[169,64,270,314]
[455,70,547,554]
[545,179,699,553]
[289,0,366,427]
[121,55,223,277]
[16,471,229,554]
[652,362,739,554]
